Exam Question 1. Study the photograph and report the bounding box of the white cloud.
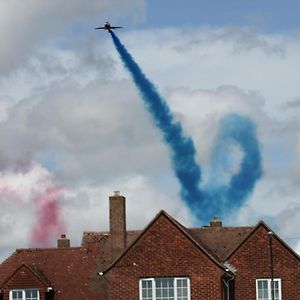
[123,27,300,118]
[0,96,16,122]
[0,0,145,73]
[1,18,300,259]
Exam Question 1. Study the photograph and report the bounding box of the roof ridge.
[26,264,52,286]
[15,247,83,252]
[188,225,255,230]
[83,229,142,236]
[83,231,109,234]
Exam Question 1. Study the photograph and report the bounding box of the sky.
[1,0,300,260]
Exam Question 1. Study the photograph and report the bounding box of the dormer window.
[9,289,39,300]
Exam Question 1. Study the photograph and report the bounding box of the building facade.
[0,193,299,300]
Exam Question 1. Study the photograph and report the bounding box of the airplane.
[94,22,123,33]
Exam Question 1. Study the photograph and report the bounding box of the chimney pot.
[210,215,222,227]
[57,234,70,248]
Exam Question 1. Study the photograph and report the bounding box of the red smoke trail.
[31,185,65,246]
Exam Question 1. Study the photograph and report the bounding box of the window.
[9,289,39,300]
[139,277,190,300]
[256,279,281,300]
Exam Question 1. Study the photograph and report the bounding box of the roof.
[82,219,254,263]
[82,229,140,248]
[188,225,254,261]
[0,247,105,299]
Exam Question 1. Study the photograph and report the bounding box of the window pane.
[155,278,175,300]
[162,288,168,297]
[12,291,23,300]
[169,289,174,297]
[141,280,153,300]
[25,289,39,300]
[257,280,268,300]
[177,278,188,300]
[273,281,279,300]
[156,289,161,297]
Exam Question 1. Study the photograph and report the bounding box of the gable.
[227,222,300,299]
[227,222,300,278]
[105,211,226,276]
[104,211,228,300]
[227,221,300,263]
[1,264,48,292]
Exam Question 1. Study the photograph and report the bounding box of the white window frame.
[9,289,40,300]
[256,278,282,300]
[139,277,191,300]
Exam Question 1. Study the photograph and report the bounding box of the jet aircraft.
[94,22,123,33]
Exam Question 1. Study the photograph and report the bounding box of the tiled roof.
[27,263,52,287]
[82,230,141,248]
[188,226,254,261]
[0,247,106,300]
[82,225,254,263]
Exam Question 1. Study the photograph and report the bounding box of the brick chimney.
[210,215,222,227]
[109,191,126,259]
[57,234,70,248]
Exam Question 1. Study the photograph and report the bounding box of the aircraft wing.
[111,26,123,29]
[94,27,105,30]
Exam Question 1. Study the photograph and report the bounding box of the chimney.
[210,215,222,227]
[57,234,70,248]
[109,191,126,259]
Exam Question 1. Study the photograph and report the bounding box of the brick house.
[0,192,299,300]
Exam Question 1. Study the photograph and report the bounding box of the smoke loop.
[110,32,262,223]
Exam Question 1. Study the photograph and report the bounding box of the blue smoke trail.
[204,113,262,215]
[218,114,262,208]
[110,32,204,210]
[110,31,262,223]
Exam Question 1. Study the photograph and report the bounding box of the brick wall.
[1,265,47,300]
[228,224,300,300]
[106,213,225,300]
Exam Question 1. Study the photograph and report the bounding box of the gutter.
[223,261,236,300]
[223,274,234,300]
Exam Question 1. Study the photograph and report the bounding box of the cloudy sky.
[1,0,300,260]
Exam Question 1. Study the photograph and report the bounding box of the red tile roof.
[188,226,254,261]
[0,247,106,300]
[82,222,254,262]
